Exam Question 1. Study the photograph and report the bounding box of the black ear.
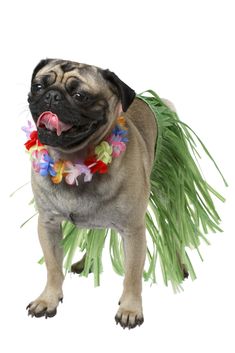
[31,59,53,81]
[102,69,135,112]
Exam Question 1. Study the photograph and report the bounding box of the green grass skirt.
[40,90,227,291]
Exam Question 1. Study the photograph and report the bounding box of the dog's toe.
[45,309,57,319]
[115,310,144,329]
[27,301,58,319]
[115,294,144,329]
[34,308,47,318]
[26,290,62,319]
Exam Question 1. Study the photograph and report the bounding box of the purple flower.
[22,121,34,138]
[112,125,128,139]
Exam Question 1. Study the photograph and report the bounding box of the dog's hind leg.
[71,253,87,274]
[115,224,146,329]
[26,215,64,318]
[177,252,189,279]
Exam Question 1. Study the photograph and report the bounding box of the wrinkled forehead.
[35,60,106,93]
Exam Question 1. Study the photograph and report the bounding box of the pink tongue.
[37,111,73,136]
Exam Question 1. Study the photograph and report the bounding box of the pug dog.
[26,58,158,329]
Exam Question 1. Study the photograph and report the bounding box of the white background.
[1,0,235,352]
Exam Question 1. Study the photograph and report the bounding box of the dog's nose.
[44,90,62,106]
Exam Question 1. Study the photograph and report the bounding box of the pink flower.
[111,141,126,157]
[107,134,127,157]
[64,161,92,185]
[31,149,48,172]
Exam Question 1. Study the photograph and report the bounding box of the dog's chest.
[33,173,120,229]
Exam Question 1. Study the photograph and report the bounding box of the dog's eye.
[73,92,89,103]
[32,83,43,93]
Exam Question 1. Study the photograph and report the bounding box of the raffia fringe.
[40,90,227,291]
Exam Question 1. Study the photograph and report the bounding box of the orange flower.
[117,116,127,129]
[51,160,65,184]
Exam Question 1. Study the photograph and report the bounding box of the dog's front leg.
[27,215,64,318]
[115,225,146,329]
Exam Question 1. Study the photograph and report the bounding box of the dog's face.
[28,59,135,150]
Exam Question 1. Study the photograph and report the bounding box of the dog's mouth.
[35,111,105,148]
[37,111,73,136]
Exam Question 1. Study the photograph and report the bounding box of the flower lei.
[22,116,128,186]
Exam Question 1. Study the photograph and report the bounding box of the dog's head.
[28,59,135,150]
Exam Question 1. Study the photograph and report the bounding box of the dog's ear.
[102,69,135,112]
[31,59,53,81]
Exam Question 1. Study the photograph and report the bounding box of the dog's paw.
[115,309,144,329]
[71,254,93,275]
[115,295,144,329]
[26,288,63,319]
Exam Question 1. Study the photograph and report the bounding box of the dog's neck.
[47,144,94,163]
[47,118,118,162]
[23,114,128,186]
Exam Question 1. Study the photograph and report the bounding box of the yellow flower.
[28,144,45,158]
[95,141,113,164]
